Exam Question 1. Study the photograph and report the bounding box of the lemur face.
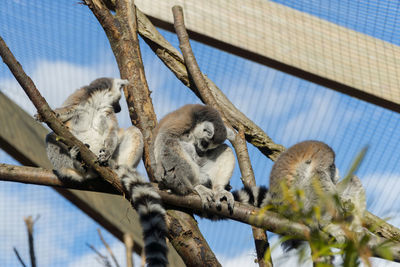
[110,79,129,113]
[192,121,220,154]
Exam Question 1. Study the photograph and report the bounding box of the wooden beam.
[0,92,184,266]
[135,0,400,112]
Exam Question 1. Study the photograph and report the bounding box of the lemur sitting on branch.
[150,104,237,212]
[39,78,168,267]
[233,140,366,250]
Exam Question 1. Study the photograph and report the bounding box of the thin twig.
[86,243,112,267]
[98,229,120,267]
[13,247,27,267]
[23,216,37,267]
[124,233,134,267]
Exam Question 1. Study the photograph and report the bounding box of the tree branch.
[13,247,27,267]
[123,233,134,267]
[83,1,221,265]
[172,6,271,266]
[23,216,37,267]
[233,128,272,267]
[86,242,112,267]
[135,7,284,161]
[2,163,400,262]
[98,229,120,267]
[0,35,124,193]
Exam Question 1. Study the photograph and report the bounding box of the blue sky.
[1,0,400,266]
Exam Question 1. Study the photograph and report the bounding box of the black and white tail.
[232,185,269,208]
[119,168,168,267]
[233,185,305,252]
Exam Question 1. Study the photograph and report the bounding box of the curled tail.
[119,168,168,267]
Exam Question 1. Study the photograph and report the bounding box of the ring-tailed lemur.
[150,104,236,212]
[233,140,366,250]
[40,78,168,266]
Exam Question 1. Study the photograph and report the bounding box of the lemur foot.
[69,145,80,159]
[194,185,214,209]
[214,189,235,214]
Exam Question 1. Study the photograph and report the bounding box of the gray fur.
[43,78,168,267]
[151,104,236,212]
[233,140,368,253]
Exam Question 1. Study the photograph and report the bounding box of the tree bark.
[0,35,124,193]
[83,1,221,265]
[23,216,37,267]
[172,6,272,266]
[135,7,284,161]
[2,163,400,263]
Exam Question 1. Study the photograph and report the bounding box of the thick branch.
[0,35,124,193]
[135,8,284,160]
[83,1,221,265]
[172,7,271,266]
[2,164,400,262]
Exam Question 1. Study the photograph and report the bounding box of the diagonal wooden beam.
[0,92,184,266]
[135,0,400,113]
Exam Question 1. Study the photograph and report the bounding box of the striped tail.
[232,185,269,208]
[232,185,305,252]
[120,168,168,267]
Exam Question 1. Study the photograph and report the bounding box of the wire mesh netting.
[0,0,400,266]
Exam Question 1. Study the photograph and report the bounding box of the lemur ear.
[226,127,236,142]
[203,121,215,137]
[114,79,129,90]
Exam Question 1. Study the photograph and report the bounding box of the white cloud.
[278,89,361,143]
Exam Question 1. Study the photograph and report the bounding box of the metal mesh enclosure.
[1,1,399,266]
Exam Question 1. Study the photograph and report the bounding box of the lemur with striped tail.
[39,78,168,266]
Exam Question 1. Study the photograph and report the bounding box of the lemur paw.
[34,113,44,122]
[98,148,111,166]
[214,189,235,214]
[69,145,80,159]
[194,185,214,209]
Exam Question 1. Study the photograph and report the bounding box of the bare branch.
[81,1,222,265]
[0,35,124,193]
[13,247,27,267]
[3,163,400,262]
[172,7,271,266]
[124,233,134,267]
[232,128,271,267]
[98,229,120,267]
[86,243,112,267]
[136,8,284,161]
[23,216,37,267]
